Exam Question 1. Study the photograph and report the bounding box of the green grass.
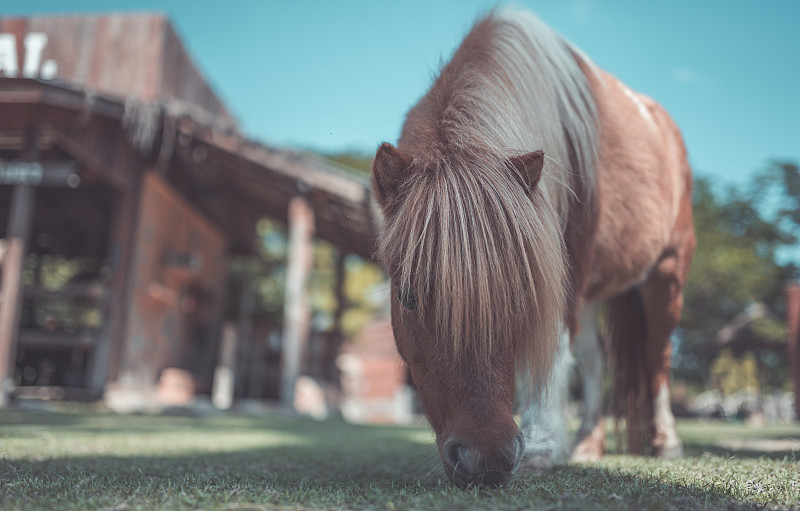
[1,408,798,510]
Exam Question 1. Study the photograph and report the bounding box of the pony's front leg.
[517,327,573,470]
[571,302,606,462]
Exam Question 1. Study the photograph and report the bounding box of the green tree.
[322,151,374,175]
[677,162,799,391]
[227,151,385,340]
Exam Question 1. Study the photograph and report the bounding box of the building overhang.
[0,78,378,259]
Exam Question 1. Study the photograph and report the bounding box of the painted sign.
[0,160,79,187]
[0,32,57,79]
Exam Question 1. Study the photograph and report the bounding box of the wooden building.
[338,319,411,424]
[784,284,800,421]
[0,14,376,408]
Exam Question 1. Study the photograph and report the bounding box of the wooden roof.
[0,13,232,120]
[0,77,378,259]
[0,12,378,259]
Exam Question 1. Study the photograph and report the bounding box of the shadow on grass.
[1,451,781,511]
[683,443,800,461]
[1,411,798,510]
[679,421,800,461]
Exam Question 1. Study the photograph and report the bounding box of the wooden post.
[327,249,347,383]
[87,183,130,391]
[0,125,40,407]
[280,195,315,407]
[786,284,800,422]
[237,280,262,398]
[102,167,143,386]
[212,322,238,410]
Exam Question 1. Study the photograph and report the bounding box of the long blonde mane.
[378,9,598,388]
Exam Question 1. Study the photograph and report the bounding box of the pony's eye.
[396,287,418,311]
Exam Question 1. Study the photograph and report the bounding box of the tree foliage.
[677,161,800,389]
[228,218,385,338]
[322,152,374,175]
[227,151,385,342]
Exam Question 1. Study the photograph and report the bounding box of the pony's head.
[372,142,567,487]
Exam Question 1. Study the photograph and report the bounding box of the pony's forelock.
[378,151,568,388]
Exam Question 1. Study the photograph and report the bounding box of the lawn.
[1,406,798,510]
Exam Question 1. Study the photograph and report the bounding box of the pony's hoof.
[653,433,683,459]
[570,441,603,463]
[518,451,562,472]
[655,442,683,459]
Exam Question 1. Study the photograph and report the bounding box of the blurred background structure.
[0,5,798,424]
[0,14,403,420]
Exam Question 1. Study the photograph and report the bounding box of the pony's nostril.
[443,437,522,487]
[444,439,469,469]
[444,439,484,476]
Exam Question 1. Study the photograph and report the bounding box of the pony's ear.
[509,150,545,193]
[372,142,412,208]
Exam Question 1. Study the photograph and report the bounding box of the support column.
[0,125,40,407]
[102,168,143,387]
[280,195,315,407]
[786,284,800,422]
[88,170,142,391]
[212,322,238,410]
[237,280,262,398]
[327,249,346,383]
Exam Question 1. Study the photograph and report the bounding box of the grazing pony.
[371,8,694,487]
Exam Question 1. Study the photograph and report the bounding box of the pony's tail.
[606,288,652,454]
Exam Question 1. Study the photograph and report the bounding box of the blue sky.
[2,0,799,188]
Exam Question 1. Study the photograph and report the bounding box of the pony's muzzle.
[443,431,525,487]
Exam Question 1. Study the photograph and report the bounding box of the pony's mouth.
[440,432,525,488]
[448,467,518,488]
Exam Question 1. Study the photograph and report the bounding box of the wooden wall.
[116,172,227,393]
[0,14,232,120]
[338,320,409,424]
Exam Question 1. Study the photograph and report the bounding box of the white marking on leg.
[573,303,603,441]
[653,381,682,458]
[518,326,573,468]
[571,302,606,462]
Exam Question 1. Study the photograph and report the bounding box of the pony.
[371,8,695,487]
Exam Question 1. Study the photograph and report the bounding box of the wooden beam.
[0,124,40,407]
[49,125,127,191]
[280,195,315,407]
[11,386,102,402]
[24,282,107,300]
[18,329,97,350]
